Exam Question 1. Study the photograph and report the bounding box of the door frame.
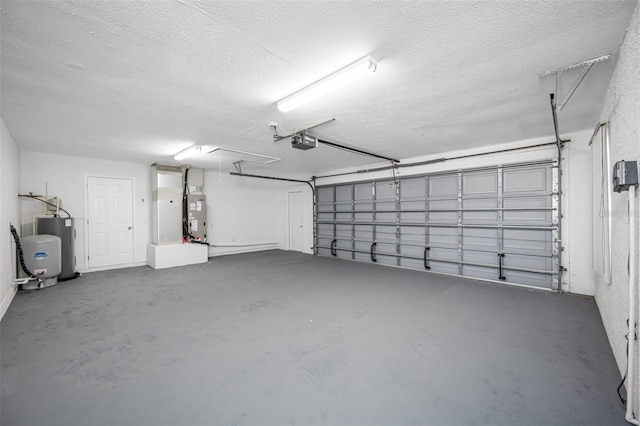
[84,175,136,269]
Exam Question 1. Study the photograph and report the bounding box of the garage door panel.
[462,170,498,196]
[430,227,458,248]
[317,212,333,222]
[336,250,352,259]
[463,249,499,266]
[503,229,552,255]
[354,203,373,212]
[429,261,459,275]
[336,212,351,222]
[401,212,424,223]
[317,237,333,248]
[317,224,333,238]
[429,227,458,248]
[401,177,426,198]
[355,252,374,262]
[376,194,396,222]
[428,200,458,223]
[462,198,498,223]
[400,244,424,259]
[400,257,425,270]
[503,166,551,195]
[503,269,553,288]
[336,225,351,239]
[376,226,396,243]
[375,182,396,201]
[428,174,458,198]
[317,187,334,204]
[430,247,458,262]
[355,212,373,222]
[463,265,499,281]
[355,240,375,262]
[336,185,352,202]
[355,225,373,241]
[355,183,373,201]
[377,255,398,266]
[463,228,498,251]
[335,231,352,259]
[336,239,351,250]
[400,226,424,244]
[376,243,396,259]
[503,253,553,273]
[503,197,552,224]
[317,247,332,257]
[401,200,425,223]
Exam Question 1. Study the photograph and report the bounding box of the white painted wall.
[20,152,152,271]
[17,153,301,275]
[595,0,640,395]
[315,129,595,296]
[1,118,21,320]
[203,172,312,256]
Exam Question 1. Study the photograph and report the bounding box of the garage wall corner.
[1,118,21,320]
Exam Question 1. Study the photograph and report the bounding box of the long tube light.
[277,56,378,113]
[174,144,202,161]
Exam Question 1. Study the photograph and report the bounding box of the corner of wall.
[1,117,22,321]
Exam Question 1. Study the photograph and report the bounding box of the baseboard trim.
[209,244,280,257]
[77,261,148,274]
[0,285,18,321]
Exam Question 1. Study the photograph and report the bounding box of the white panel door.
[87,177,134,268]
[288,191,304,252]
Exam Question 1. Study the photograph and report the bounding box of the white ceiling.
[1,0,637,178]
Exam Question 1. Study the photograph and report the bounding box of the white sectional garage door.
[315,160,560,290]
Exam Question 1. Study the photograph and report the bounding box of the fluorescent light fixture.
[174,144,202,161]
[277,55,378,113]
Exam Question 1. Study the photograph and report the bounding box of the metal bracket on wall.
[539,54,610,110]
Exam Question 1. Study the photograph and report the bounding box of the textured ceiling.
[1,0,637,178]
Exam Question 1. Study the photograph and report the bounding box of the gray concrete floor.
[1,250,626,426]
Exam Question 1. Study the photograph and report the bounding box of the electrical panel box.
[187,194,207,242]
[613,160,639,193]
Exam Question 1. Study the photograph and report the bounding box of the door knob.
[128,226,132,230]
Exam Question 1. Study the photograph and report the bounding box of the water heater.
[37,217,77,280]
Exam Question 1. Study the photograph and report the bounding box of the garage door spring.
[9,224,35,278]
